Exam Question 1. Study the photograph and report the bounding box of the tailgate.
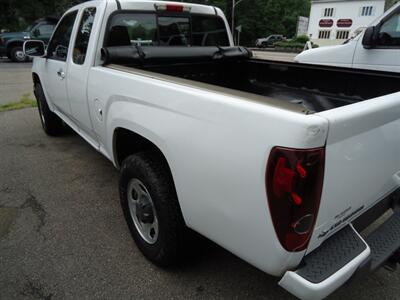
[308,92,400,252]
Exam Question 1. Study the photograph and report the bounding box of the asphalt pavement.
[0,55,399,300]
[0,58,33,105]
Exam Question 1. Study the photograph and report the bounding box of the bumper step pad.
[295,226,366,283]
[280,209,400,300]
[294,212,400,284]
[366,212,400,270]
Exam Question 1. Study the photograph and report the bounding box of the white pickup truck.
[24,1,400,299]
[295,3,400,72]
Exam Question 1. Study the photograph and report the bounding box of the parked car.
[255,34,286,47]
[24,1,400,299]
[295,3,400,72]
[0,17,58,62]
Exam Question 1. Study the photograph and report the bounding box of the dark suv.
[0,17,58,62]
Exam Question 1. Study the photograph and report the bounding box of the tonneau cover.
[101,45,252,65]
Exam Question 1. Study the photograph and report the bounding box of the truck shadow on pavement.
[0,108,398,300]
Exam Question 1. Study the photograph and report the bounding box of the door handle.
[57,69,65,79]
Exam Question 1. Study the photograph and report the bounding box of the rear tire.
[34,83,65,136]
[10,46,28,62]
[119,152,187,267]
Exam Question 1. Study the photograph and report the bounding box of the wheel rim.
[14,50,26,61]
[127,178,159,244]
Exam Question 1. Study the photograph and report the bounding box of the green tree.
[1,0,310,46]
[193,0,310,45]
[0,0,86,31]
[233,0,310,45]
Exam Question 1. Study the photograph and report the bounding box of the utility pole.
[231,0,246,45]
[236,25,242,45]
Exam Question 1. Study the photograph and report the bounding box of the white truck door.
[353,10,400,72]
[67,3,103,143]
[43,10,78,116]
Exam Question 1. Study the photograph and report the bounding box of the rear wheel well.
[114,128,170,171]
[113,127,182,216]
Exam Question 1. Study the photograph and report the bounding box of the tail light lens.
[266,147,325,252]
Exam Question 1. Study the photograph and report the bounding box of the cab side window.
[47,11,78,61]
[377,12,400,47]
[73,7,97,65]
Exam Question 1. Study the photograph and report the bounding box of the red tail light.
[266,147,325,252]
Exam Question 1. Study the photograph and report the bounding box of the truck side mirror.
[23,40,46,57]
[362,26,376,49]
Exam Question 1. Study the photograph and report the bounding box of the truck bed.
[101,46,400,113]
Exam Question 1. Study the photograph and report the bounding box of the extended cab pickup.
[24,1,400,299]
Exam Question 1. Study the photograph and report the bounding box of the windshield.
[107,12,229,47]
[25,22,38,32]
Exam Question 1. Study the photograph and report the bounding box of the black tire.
[10,46,28,62]
[34,83,65,136]
[119,152,186,267]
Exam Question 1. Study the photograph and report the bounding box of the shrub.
[273,37,318,51]
[294,35,310,43]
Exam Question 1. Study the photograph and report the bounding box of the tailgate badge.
[318,205,364,239]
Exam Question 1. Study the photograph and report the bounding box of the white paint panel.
[310,92,400,251]
[87,65,329,276]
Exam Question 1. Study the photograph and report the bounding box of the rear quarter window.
[73,7,97,65]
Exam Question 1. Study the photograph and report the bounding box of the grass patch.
[0,93,37,112]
